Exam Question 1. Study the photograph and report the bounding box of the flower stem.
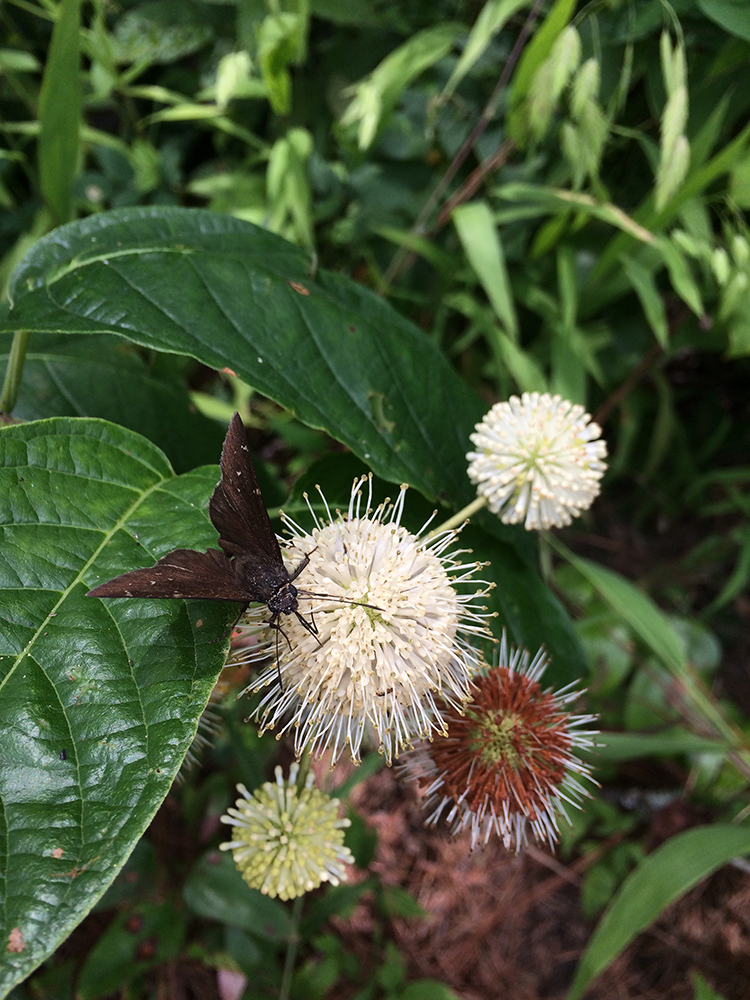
[279,894,304,1000]
[538,532,554,583]
[0,330,31,415]
[295,752,312,788]
[428,495,488,538]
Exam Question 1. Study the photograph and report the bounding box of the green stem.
[538,532,554,584]
[428,494,488,538]
[295,752,312,787]
[0,329,31,415]
[279,894,304,1000]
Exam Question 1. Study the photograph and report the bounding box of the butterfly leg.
[288,549,315,583]
[267,615,301,688]
[293,609,322,644]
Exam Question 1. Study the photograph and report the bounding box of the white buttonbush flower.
[401,633,597,852]
[239,477,494,766]
[466,392,607,530]
[219,764,353,900]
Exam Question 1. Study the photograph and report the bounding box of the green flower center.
[470,710,530,769]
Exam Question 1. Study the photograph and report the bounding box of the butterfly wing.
[87,547,250,602]
[208,412,291,601]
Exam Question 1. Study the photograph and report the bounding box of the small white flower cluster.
[466,392,607,530]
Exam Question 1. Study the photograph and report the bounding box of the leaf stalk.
[0,329,31,415]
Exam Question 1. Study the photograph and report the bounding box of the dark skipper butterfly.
[87,413,315,640]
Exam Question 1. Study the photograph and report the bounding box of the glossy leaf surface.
[0,207,485,506]
[0,418,233,993]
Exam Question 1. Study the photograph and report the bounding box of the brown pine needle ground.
[328,768,750,1000]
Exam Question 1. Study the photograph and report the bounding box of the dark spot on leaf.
[60,749,67,761]
[125,914,143,934]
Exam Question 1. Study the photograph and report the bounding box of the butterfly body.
[87,413,310,637]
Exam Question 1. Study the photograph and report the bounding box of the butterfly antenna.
[298,590,383,613]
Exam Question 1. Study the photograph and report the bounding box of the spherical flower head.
[243,477,494,766]
[219,764,353,900]
[466,392,607,530]
[401,633,597,852]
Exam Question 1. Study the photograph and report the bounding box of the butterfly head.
[268,581,299,617]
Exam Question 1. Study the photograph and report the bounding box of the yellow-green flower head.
[219,764,353,900]
[241,476,494,766]
[466,393,607,530]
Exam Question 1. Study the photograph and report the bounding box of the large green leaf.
[697,0,750,42]
[465,526,584,688]
[0,207,484,508]
[0,418,233,995]
[568,824,750,999]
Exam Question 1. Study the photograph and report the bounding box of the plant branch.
[594,342,663,427]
